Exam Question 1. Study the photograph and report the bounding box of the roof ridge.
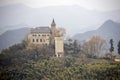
[30,27,51,33]
[36,26,50,28]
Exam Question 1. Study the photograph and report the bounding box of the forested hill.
[0,41,120,80]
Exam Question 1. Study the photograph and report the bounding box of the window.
[45,43,47,46]
[43,39,45,42]
[40,39,42,42]
[33,39,35,42]
[42,34,46,37]
[36,39,38,42]
[32,34,37,36]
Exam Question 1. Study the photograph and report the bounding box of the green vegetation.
[0,41,120,80]
[109,39,114,53]
[118,40,120,55]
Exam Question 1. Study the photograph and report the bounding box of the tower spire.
[51,18,56,27]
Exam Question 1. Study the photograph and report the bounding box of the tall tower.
[51,19,56,36]
[51,19,56,27]
[50,19,57,45]
[50,19,64,57]
[55,37,64,57]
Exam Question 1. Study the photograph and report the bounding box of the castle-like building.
[28,19,64,57]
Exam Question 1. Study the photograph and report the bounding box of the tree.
[57,27,66,37]
[67,38,73,46]
[118,40,120,55]
[109,39,114,53]
[73,40,78,48]
[73,40,81,53]
[83,35,106,57]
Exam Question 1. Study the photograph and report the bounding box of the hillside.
[0,27,29,51]
[0,41,120,80]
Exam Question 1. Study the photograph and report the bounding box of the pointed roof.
[51,18,56,26]
[52,19,55,24]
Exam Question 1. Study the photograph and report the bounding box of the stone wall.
[28,33,50,45]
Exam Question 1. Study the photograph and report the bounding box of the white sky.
[0,0,120,11]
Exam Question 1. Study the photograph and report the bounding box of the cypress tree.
[109,39,114,53]
[118,40,120,55]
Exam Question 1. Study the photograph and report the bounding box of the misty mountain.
[73,20,120,53]
[0,4,120,35]
[0,27,29,51]
[0,20,120,53]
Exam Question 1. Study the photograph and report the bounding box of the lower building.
[55,37,64,57]
[28,27,50,46]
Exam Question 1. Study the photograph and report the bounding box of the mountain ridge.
[73,20,120,53]
[0,20,120,52]
[0,4,120,35]
[0,27,30,51]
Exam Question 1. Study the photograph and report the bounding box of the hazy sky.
[0,0,120,11]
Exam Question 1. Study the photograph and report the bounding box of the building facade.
[28,19,57,46]
[28,27,51,46]
[27,19,64,57]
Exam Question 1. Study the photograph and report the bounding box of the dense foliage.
[118,40,120,55]
[109,39,114,53]
[0,42,120,80]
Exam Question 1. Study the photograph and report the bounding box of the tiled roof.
[30,27,51,33]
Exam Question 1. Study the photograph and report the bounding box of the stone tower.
[55,37,64,57]
[51,19,57,36]
[50,19,57,45]
[51,19,64,57]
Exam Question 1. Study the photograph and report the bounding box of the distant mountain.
[0,20,120,53]
[73,20,120,40]
[0,4,120,35]
[0,27,30,51]
[73,20,120,53]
